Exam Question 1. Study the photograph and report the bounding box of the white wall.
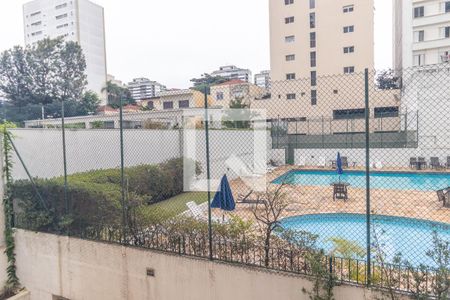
[9,129,181,179]
[9,129,276,182]
[10,229,404,300]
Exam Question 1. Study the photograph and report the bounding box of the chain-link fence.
[6,64,450,296]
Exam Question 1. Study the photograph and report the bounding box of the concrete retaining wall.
[11,229,395,300]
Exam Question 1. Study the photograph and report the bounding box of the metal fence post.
[61,100,68,216]
[119,96,127,243]
[204,88,213,260]
[364,68,372,286]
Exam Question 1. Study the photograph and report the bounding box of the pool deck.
[226,165,450,225]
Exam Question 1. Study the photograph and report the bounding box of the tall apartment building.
[211,65,252,82]
[393,0,450,69]
[23,0,107,104]
[269,0,374,81]
[254,0,401,122]
[254,70,271,89]
[127,78,166,101]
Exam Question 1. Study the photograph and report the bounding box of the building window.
[443,26,450,38]
[286,73,296,80]
[287,93,296,100]
[286,54,295,61]
[374,107,399,118]
[56,13,68,20]
[310,52,316,67]
[285,16,295,24]
[310,32,316,48]
[446,1,450,12]
[343,46,355,54]
[414,30,424,42]
[309,13,315,28]
[343,26,354,33]
[285,0,294,5]
[147,101,154,110]
[163,101,173,110]
[216,92,224,100]
[414,6,424,18]
[333,108,366,120]
[55,3,68,9]
[285,35,295,43]
[179,100,190,108]
[343,5,354,13]
[344,66,355,74]
[31,31,43,36]
[413,54,425,66]
[440,50,450,63]
[30,11,41,17]
[56,23,69,29]
[31,21,42,26]
[311,71,317,86]
[309,0,315,9]
[311,90,317,105]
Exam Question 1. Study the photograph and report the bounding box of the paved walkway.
[228,166,450,224]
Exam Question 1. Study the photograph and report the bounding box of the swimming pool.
[280,213,450,266]
[272,170,450,191]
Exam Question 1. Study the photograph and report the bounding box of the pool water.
[272,170,450,191]
[280,214,450,267]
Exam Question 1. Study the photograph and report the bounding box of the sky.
[0,0,393,89]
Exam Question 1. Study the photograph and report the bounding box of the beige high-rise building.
[254,0,400,125]
[269,0,375,81]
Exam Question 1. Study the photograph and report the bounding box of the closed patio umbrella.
[211,175,236,211]
[336,152,344,183]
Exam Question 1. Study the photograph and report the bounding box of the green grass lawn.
[140,192,213,222]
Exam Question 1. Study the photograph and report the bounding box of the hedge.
[12,158,201,232]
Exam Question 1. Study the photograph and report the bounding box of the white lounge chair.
[296,156,306,167]
[186,201,205,220]
[317,157,326,168]
[226,155,272,177]
[186,201,224,223]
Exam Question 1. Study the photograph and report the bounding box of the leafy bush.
[13,179,124,232]
[12,157,201,232]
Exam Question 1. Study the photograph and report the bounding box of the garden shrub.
[12,157,201,232]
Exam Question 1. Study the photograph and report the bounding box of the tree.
[222,98,252,129]
[376,69,401,90]
[251,184,291,267]
[190,73,228,94]
[0,46,33,107]
[0,37,87,107]
[78,91,100,115]
[53,38,87,103]
[101,80,134,108]
[0,38,93,124]
[1,91,100,125]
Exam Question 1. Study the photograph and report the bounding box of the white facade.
[23,0,108,104]
[127,78,166,101]
[254,70,271,89]
[394,0,450,69]
[399,64,450,150]
[211,65,252,83]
